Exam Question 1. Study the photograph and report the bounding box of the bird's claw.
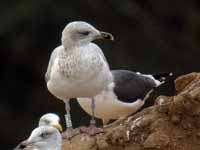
[62,128,80,139]
[80,124,104,136]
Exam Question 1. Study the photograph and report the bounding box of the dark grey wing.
[45,46,60,83]
[112,70,157,103]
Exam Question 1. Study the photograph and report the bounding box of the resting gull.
[78,70,172,125]
[14,113,62,149]
[14,126,62,150]
[39,113,62,132]
[45,21,114,138]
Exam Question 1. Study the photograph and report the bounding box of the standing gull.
[45,21,114,138]
[14,126,62,150]
[78,70,172,124]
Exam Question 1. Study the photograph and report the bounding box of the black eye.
[44,120,50,124]
[80,31,90,36]
[40,132,50,138]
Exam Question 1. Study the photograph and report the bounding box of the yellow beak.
[53,123,63,132]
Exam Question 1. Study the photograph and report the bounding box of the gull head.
[38,113,62,132]
[14,126,62,150]
[61,21,114,49]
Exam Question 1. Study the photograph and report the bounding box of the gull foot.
[80,125,104,136]
[62,128,80,139]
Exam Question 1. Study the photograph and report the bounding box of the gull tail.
[136,72,173,86]
[143,72,174,103]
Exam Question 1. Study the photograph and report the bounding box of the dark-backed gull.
[78,70,172,125]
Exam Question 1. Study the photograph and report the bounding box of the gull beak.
[96,31,114,41]
[53,123,63,132]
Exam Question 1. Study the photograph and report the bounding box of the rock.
[143,131,169,149]
[62,73,200,150]
[175,72,198,93]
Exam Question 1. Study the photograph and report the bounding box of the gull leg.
[62,99,80,139]
[80,98,104,135]
[90,97,96,125]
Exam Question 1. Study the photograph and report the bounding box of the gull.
[14,126,62,150]
[78,70,173,125]
[39,113,62,132]
[45,21,114,138]
[14,113,63,149]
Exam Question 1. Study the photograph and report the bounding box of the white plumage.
[78,91,144,120]
[47,44,113,99]
[45,21,114,137]
[39,113,62,132]
[14,126,62,150]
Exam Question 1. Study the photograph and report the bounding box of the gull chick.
[14,126,62,150]
[45,21,114,138]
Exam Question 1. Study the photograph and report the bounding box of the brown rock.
[175,72,198,93]
[143,131,169,149]
[62,73,200,150]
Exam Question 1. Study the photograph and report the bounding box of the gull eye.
[44,120,50,125]
[40,132,50,138]
[79,31,90,36]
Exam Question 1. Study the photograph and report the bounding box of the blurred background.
[0,0,200,149]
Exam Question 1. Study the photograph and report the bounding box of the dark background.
[0,0,200,149]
